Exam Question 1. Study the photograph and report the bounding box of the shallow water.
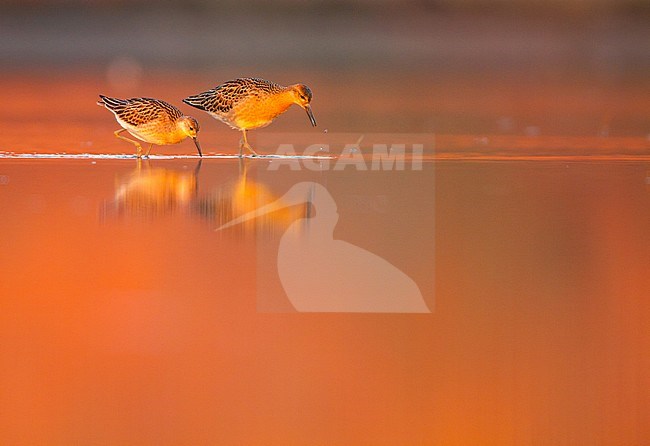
[2,1,650,441]
[1,154,648,444]
[1,55,650,444]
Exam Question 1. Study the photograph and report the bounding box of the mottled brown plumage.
[184,78,285,116]
[99,96,183,125]
[183,78,316,157]
[98,95,202,158]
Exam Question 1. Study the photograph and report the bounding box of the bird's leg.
[239,129,258,157]
[144,143,154,158]
[114,129,144,158]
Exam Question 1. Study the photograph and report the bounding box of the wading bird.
[183,78,316,157]
[98,95,202,158]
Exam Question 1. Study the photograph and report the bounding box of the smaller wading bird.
[97,95,203,158]
[183,78,316,157]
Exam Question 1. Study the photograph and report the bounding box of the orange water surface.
[1,61,649,446]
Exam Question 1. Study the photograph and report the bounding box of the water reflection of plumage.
[194,163,308,234]
[102,161,200,220]
[102,160,305,229]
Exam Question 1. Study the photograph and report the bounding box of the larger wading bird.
[183,78,316,157]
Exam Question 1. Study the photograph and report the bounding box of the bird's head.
[178,116,203,157]
[178,116,200,139]
[289,84,317,127]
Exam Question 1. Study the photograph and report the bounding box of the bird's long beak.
[304,104,317,127]
[193,137,203,157]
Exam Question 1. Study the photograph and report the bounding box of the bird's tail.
[182,93,210,112]
[97,95,127,110]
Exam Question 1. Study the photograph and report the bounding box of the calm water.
[0,155,648,444]
[2,1,650,441]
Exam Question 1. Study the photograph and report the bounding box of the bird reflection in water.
[194,159,308,234]
[102,159,202,220]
